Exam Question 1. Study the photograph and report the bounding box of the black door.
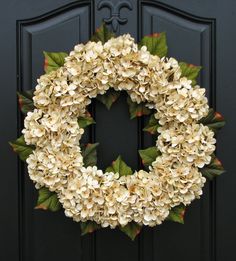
[1,0,235,260]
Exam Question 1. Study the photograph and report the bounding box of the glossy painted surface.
[0,1,235,260]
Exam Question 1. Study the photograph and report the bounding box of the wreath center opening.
[95,91,143,170]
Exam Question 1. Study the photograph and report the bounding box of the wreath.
[10,24,225,240]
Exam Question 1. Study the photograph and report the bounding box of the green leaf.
[106,155,133,177]
[199,108,226,133]
[179,62,201,85]
[80,221,100,236]
[91,23,115,43]
[120,222,142,241]
[96,89,120,110]
[139,146,161,167]
[81,143,99,167]
[43,51,68,73]
[78,114,96,128]
[199,108,215,124]
[200,154,225,180]
[35,187,61,212]
[9,135,35,161]
[138,32,168,57]
[127,97,151,119]
[167,204,185,224]
[143,114,160,135]
[17,89,35,114]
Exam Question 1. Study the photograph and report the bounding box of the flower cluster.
[23,34,215,227]
[59,167,171,228]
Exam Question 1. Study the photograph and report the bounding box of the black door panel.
[0,1,235,260]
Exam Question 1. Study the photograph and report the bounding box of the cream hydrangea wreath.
[11,25,225,239]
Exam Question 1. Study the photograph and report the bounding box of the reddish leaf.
[200,154,225,180]
[120,222,142,240]
[199,108,226,132]
[127,97,151,119]
[80,221,100,235]
[167,204,186,224]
